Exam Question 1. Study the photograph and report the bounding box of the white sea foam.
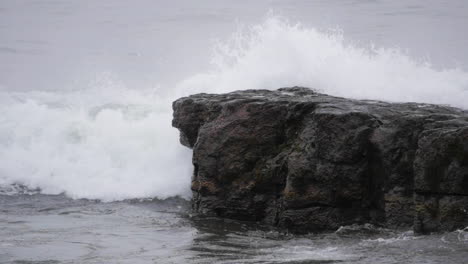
[1,16,468,201]
[0,76,192,201]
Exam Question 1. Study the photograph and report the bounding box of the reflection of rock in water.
[173,87,468,234]
[1,194,467,263]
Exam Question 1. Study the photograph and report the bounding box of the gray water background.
[2,0,468,93]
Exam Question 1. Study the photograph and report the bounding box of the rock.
[172,87,468,234]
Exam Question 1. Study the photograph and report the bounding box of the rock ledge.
[172,87,468,234]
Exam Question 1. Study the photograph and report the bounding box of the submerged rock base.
[172,87,468,234]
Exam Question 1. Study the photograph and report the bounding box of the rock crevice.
[172,87,468,234]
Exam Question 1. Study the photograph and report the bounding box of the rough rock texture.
[172,87,468,234]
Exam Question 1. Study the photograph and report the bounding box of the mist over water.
[1,11,468,200]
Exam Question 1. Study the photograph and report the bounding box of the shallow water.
[1,194,467,264]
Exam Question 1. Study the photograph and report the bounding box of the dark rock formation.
[172,87,468,234]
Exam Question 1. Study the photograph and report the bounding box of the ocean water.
[0,0,467,263]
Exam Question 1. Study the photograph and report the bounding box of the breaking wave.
[1,16,468,201]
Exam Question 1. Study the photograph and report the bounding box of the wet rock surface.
[172,87,468,234]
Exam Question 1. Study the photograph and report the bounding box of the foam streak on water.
[1,16,468,201]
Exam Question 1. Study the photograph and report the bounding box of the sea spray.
[178,16,468,108]
[0,83,192,201]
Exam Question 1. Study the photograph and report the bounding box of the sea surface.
[0,1,468,263]
[1,194,467,264]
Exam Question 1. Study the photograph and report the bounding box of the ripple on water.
[0,195,467,264]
